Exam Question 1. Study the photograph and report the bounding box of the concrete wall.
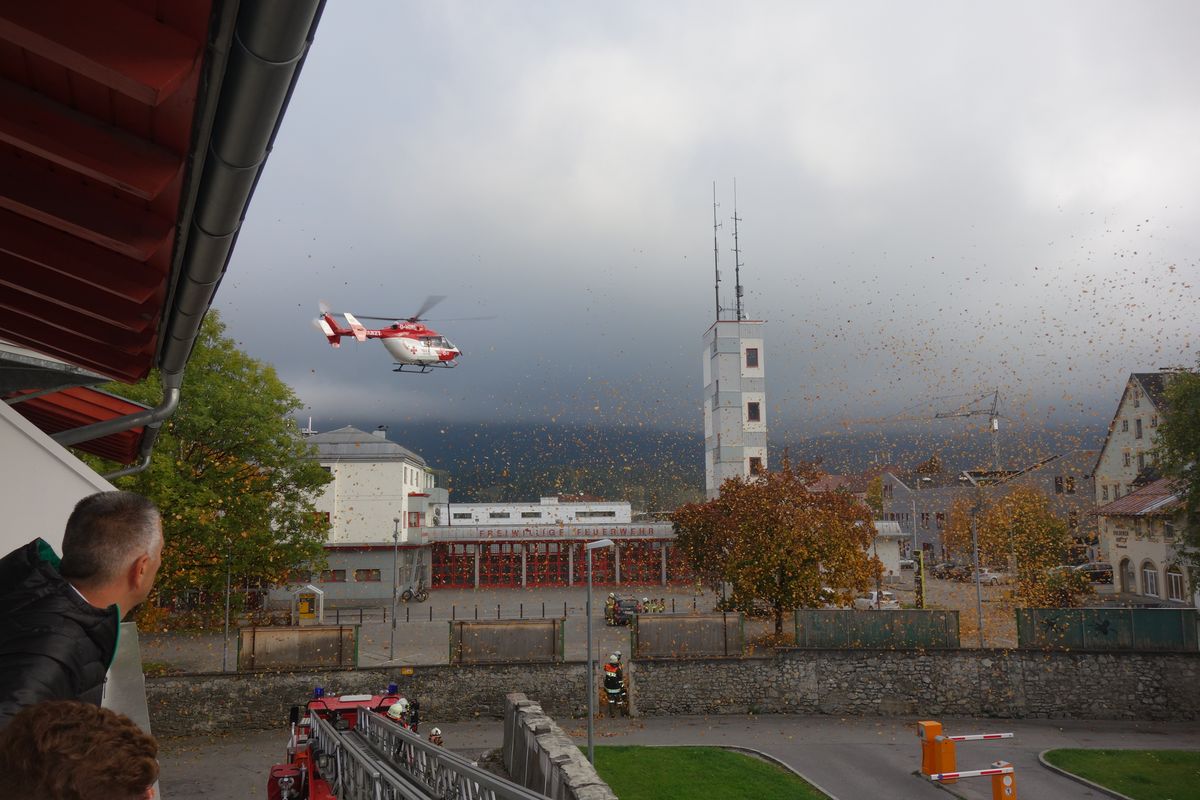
[146,648,1200,737]
[503,693,617,800]
[0,400,114,554]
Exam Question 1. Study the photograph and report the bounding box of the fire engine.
[267,686,547,800]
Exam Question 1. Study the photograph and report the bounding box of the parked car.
[853,590,900,610]
[976,568,1009,586]
[1073,562,1114,584]
[930,562,956,579]
[949,564,974,582]
[899,558,915,570]
[605,597,641,626]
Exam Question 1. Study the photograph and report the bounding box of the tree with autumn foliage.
[943,485,1087,606]
[92,311,331,623]
[671,460,879,635]
[1155,361,1200,581]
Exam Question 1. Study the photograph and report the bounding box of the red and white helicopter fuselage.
[316,310,461,373]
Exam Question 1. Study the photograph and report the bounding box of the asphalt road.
[158,713,1200,800]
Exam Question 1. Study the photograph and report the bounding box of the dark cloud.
[215,1,1200,434]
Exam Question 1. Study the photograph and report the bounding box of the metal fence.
[631,613,744,659]
[793,610,960,649]
[449,619,566,664]
[236,625,358,671]
[1015,607,1199,651]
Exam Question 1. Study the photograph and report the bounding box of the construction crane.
[841,389,1005,471]
[933,390,1003,472]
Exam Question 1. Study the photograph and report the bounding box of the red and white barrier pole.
[947,732,1014,742]
[930,765,1014,781]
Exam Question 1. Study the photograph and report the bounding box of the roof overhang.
[0,0,325,470]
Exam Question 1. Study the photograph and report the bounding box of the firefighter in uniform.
[602,651,626,716]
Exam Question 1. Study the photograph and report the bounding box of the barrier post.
[917,720,954,780]
[990,761,1016,799]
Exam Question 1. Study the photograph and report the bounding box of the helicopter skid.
[393,361,457,373]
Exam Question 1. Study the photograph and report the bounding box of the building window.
[321,466,332,474]
[747,401,761,422]
[1135,418,1143,439]
[1102,485,1109,502]
[1121,419,1129,432]
[1113,484,1120,499]
[452,512,472,520]
[289,569,313,584]
[1065,476,1075,494]
[1054,476,1064,494]
[354,569,381,582]
[920,513,930,530]
[1068,510,1079,529]
[408,511,422,528]
[489,512,511,519]
[1151,415,1158,428]
[577,510,617,518]
[1123,452,1131,468]
[521,512,542,519]
[1164,521,1176,541]
[1141,562,1159,597]
[1133,392,1140,408]
[1137,453,1145,470]
[745,348,759,368]
[883,483,893,499]
[320,569,346,583]
[1167,568,1185,602]
[935,513,945,530]
[748,456,764,474]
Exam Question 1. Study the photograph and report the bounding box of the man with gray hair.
[0,491,163,729]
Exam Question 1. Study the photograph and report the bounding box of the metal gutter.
[53,0,325,471]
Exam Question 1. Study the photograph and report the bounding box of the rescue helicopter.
[313,296,464,373]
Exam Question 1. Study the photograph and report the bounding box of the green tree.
[92,311,331,621]
[671,461,878,635]
[944,486,1087,606]
[1156,362,1200,579]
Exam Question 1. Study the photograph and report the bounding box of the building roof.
[872,520,907,538]
[0,2,325,467]
[1132,372,1170,411]
[1095,478,1182,517]
[885,470,975,490]
[308,426,427,465]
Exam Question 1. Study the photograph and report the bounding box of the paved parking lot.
[160,713,1199,799]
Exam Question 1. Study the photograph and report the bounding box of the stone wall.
[147,662,589,738]
[503,693,617,800]
[146,649,1200,737]
[632,648,1200,720]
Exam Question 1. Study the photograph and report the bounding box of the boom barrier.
[917,720,1018,798]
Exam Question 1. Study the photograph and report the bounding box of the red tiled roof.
[1095,478,1181,517]
[8,386,147,463]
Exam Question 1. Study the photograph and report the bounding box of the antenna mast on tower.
[712,181,722,321]
[731,179,745,321]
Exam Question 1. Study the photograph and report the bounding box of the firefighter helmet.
[387,698,410,720]
[609,653,619,664]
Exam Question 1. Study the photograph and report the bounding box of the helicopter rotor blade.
[354,315,405,322]
[409,294,446,321]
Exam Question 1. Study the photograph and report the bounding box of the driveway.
[159,713,1199,799]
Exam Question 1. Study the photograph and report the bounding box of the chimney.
[373,425,389,439]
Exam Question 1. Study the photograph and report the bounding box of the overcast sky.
[214,1,1200,437]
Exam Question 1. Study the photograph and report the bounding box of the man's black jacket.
[0,539,120,728]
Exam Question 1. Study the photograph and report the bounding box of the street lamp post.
[391,517,400,662]
[584,538,614,764]
[222,551,231,672]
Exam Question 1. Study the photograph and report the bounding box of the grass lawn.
[1042,749,1200,800]
[590,745,829,800]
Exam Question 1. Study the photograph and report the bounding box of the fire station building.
[278,426,686,603]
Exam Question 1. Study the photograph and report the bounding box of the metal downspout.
[49,0,323,471]
[52,375,182,448]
